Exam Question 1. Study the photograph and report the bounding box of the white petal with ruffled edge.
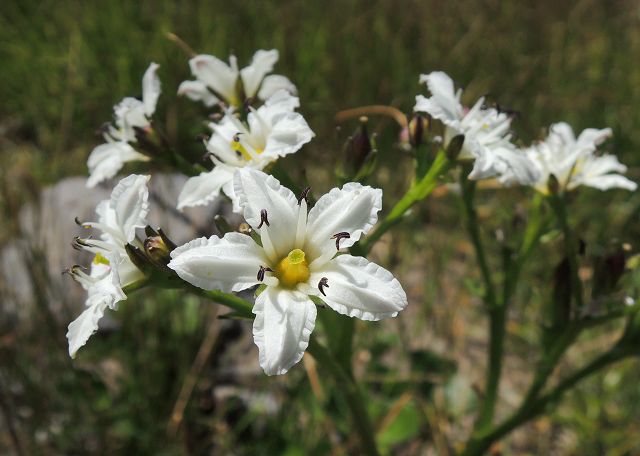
[309,255,407,321]
[252,287,316,376]
[177,166,235,210]
[177,80,219,107]
[86,142,149,188]
[233,168,299,260]
[258,74,297,100]
[189,54,238,104]
[240,49,279,99]
[305,183,382,260]
[168,232,267,292]
[142,62,161,117]
[261,112,315,161]
[414,71,463,125]
[110,174,150,243]
[66,263,126,357]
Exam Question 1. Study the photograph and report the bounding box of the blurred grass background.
[2,0,640,454]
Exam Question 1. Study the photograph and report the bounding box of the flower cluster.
[414,71,636,193]
[66,50,636,378]
[67,174,150,356]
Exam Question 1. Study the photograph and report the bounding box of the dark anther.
[72,236,91,250]
[297,187,311,206]
[318,277,329,296]
[233,132,243,142]
[331,232,351,250]
[257,266,273,282]
[63,265,85,276]
[258,209,270,228]
[74,216,83,226]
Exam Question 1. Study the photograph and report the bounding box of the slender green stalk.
[353,150,451,256]
[307,338,380,456]
[459,177,501,430]
[461,345,632,456]
[185,285,254,318]
[460,178,497,307]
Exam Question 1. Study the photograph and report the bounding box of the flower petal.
[110,174,150,243]
[258,74,297,100]
[252,287,316,375]
[67,302,108,358]
[305,183,382,260]
[177,80,220,107]
[262,112,315,160]
[142,62,161,117]
[189,54,238,104]
[578,174,637,191]
[67,264,126,358]
[414,71,463,125]
[310,254,407,321]
[86,142,148,188]
[233,168,299,258]
[168,232,266,292]
[240,49,279,98]
[177,166,235,210]
[470,146,540,186]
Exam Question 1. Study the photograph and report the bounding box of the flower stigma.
[275,248,310,288]
[93,252,110,266]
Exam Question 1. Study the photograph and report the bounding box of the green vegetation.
[1,0,640,454]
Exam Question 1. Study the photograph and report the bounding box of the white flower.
[178,49,296,108]
[86,63,161,188]
[524,122,637,194]
[67,174,150,357]
[414,71,538,184]
[169,169,408,375]
[177,90,314,210]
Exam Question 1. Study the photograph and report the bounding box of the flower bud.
[408,114,427,148]
[549,257,572,327]
[547,174,560,196]
[144,235,172,266]
[445,134,465,161]
[344,117,372,176]
[125,243,154,274]
[592,245,626,298]
[133,125,167,157]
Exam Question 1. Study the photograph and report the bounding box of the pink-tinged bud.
[344,117,372,175]
[408,114,427,148]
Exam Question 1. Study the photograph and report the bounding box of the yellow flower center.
[93,252,110,266]
[275,249,310,288]
[231,137,264,161]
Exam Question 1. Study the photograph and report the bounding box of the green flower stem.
[460,178,497,307]
[461,345,632,456]
[307,338,380,456]
[185,285,254,318]
[353,150,452,256]
[122,278,150,295]
[459,177,500,430]
[124,278,254,318]
[549,194,584,309]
